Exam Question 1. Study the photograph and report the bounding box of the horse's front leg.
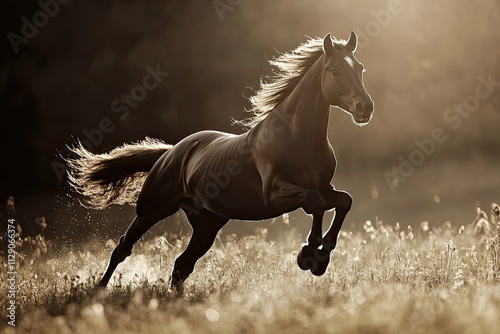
[297,211,327,271]
[268,178,328,215]
[266,178,331,272]
[304,188,352,276]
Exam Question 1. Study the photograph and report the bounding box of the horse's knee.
[303,191,327,214]
[337,191,352,210]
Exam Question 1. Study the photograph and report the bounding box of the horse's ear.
[346,30,358,52]
[323,33,333,55]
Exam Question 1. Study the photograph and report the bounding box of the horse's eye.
[330,68,340,77]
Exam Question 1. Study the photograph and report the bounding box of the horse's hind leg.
[170,207,228,290]
[98,203,179,287]
[98,215,159,287]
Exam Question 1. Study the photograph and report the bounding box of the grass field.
[1,203,499,334]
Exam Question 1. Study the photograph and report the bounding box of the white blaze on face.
[344,55,355,69]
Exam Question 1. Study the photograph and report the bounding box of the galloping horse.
[67,31,374,289]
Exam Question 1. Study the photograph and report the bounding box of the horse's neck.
[276,56,330,145]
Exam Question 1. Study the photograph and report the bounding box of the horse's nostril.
[355,102,364,114]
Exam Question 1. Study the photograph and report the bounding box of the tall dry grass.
[1,202,499,333]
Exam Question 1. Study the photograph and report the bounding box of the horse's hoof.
[97,280,108,288]
[91,284,107,296]
[297,244,317,271]
[310,249,330,276]
[169,281,184,297]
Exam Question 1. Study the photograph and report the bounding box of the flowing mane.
[238,36,347,128]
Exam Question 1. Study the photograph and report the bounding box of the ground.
[1,204,499,334]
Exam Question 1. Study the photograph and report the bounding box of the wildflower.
[407,225,414,240]
[420,221,429,233]
[473,202,491,235]
[282,213,290,226]
[458,226,465,235]
[491,202,500,227]
[444,240,456,253]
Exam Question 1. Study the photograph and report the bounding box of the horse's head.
[320,31,374,125]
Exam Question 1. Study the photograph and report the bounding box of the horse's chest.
[306,159,336,187]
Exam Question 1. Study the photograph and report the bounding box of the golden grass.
[1,203,499,333]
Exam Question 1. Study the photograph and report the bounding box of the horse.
[66,31,374,289]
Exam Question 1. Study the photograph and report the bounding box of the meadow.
[1,202,499,334]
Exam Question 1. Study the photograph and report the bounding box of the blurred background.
[1,0,499,245]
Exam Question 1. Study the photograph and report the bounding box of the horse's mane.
[237,36,347,128]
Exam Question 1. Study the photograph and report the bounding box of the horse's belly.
[186,159,288,220]
[187,171,257,219]
[199,190,285,220]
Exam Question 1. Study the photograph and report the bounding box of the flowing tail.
[66,137,172,209]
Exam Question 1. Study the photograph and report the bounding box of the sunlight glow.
[205,308,220,322]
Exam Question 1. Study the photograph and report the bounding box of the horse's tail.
[66,137,173,209]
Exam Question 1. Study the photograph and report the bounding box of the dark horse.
[67,31,374,289]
